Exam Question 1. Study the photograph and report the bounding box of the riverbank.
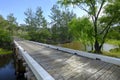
[104,39,120,58]
[58,40,120,58]
[0,48,12,55]
[102,47,120,58]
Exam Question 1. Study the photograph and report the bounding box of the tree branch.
[99,17,115,48]
[89,0,96,17]
[96,0,105,20]
[77,4,90,14]
[92,16,95,24]
[99,25,111,49]
[99,25,108,34]
[77,4,95,22]
[99,16,114,34]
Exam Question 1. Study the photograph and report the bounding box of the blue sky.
[0,0,86,24]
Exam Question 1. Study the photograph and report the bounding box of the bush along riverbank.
[0,27,13,55]
[0,48,13,56]
[102,48,120,58]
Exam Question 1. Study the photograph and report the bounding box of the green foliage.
[58,0,106,16]
[28,29,51,43]
[69,17,94,50]
[24,7,50,43]
[0,48,12,55]
[58,0,120,53]
[107,26,120,40]
[106,39,120,46]
[24,8,36,28]
[0,15,9,30]
[35,7,47,28]
[49,5,76,43]
[0,15,14,49]
[7,13,18,25]
[0,29,12,49]
[104,0,120,24]
[24,7,47,30]
[6,13,18,35]
[50,25,59,43]
[99,0,120,33]
[99,0,120,46]
[69,17,93,40]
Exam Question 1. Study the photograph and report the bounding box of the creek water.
[0,54,26,80]
[103,43,119,52]
[0,54,16,80]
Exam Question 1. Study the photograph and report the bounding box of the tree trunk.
[91,43,94,51]
[94,40,101,53]
[84,44,87,51]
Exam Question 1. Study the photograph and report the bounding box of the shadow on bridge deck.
[16,40,120,80]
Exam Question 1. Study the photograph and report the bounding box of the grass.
[59,39,120,58]
[102,48,120,58]
[106,39,120,46]
[0,48,12,55]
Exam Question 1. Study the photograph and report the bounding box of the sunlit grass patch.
[0,48,12,55]
[106,39,120,46]
[102,48,120,58]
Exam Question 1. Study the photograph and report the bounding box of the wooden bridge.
[14,39,120,80]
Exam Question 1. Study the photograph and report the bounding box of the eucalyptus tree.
[35,7,47,28]
[24,7,47,29]
[24,7,50,43]
[49,5,76,43]
[58,0,119,53]
[99,0,120,40]
[103,0,120,25]
[24,8,36,31]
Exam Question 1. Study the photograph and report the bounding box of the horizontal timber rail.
[29,40,120,66]
[14,40,55,80]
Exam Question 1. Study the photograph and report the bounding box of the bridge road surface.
[17,40,120,80]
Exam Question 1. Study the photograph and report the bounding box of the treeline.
[20,5,76,44]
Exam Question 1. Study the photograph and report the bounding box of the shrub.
[0,29,12,49]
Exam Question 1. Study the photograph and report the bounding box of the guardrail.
[29,40,120,66]
[14,40,55,80]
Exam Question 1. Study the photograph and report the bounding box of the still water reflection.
[0,54,16,80]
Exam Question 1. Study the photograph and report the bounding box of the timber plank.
[97,65,118,80]
[87,63,113,80]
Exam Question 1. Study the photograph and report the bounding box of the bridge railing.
[29,40,120,66]
[14,40,55,80]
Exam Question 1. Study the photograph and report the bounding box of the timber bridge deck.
[14,40,120,80]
